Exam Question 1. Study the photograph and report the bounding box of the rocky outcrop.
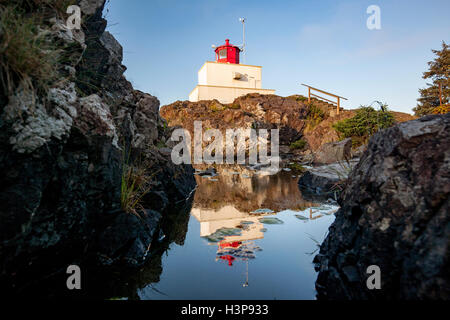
[161,95,415,167]
[303,110,416,153]
[303,110,355,152]
[313,138,352,164]
[0,0,195,295]
[160,94,309,145]
[314,114,450,300]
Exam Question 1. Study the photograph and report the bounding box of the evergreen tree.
[414,41,449,116]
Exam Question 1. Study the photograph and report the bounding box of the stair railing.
[301,83,347,115]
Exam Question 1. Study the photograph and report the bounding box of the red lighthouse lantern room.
[215,39,240,64]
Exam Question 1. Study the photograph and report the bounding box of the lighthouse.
[189,38,275,103]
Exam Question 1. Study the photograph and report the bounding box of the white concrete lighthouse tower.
[189,38,275,103]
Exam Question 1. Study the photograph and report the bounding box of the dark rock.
[315,114,450,300]
[0,0,196,296]
[298,171,340,198]
[197,167,217,176]
[351,144,367,159]
[97,210,161,267]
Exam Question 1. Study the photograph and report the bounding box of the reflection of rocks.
[192,168,318,268]
[259,217,284,225]
[298,171,340,199]
[315,114,450,300]
[193,166,317,214]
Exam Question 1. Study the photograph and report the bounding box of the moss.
[228,103,241,109]
[209,103,225,112]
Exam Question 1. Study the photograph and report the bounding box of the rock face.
[161,94,309,145]
[160,95,347,167]
[313,138,352,164]
[0,0,195,295]
[314,114,450,300]
[161,95,415,167]
[303,110,355,152]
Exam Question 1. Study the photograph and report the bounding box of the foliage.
[156,140,166,149]
[333,105,395,143]
[120,154,154,217]
[432,104,450,114]
[294,95,308,102]
[288,162,306,174]
[228,103,241,109]
[209,103,225,112]
[306,103,325,124]
[329,160,354,193]
[414,41,449,116]
[0,5,60,97]
[289,138,307,150]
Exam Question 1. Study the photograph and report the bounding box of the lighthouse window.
[218,49,227,59]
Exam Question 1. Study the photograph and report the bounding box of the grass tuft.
[289,138,307,150]
[0,5,60,97]
[120,155,155,218]
[304,103,325,132]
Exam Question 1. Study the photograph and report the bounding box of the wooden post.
[308,87,311,103]
[337,97,340,115]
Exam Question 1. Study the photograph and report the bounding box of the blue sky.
[105,0,450,114]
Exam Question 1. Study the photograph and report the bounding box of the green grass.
[0,0,79,100]
[288,95,308,102]
[120,153,154,217]
[304,103,325,132]
[289,139,307,150]
[0,5,59,96]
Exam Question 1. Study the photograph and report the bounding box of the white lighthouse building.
[189,39,275,103]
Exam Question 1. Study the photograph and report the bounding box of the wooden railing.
[301,83,348,115]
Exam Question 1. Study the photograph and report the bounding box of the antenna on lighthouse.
[239,17,246,64]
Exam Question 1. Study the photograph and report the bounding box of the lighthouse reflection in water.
[140,166,338,300]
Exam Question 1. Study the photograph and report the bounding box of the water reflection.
[191,166,321,270]
[137,166,337,300]
[193,166,317,214]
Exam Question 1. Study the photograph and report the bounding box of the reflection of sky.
[139,206,336,300]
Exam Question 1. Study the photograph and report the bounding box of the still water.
[139,167,337,300]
